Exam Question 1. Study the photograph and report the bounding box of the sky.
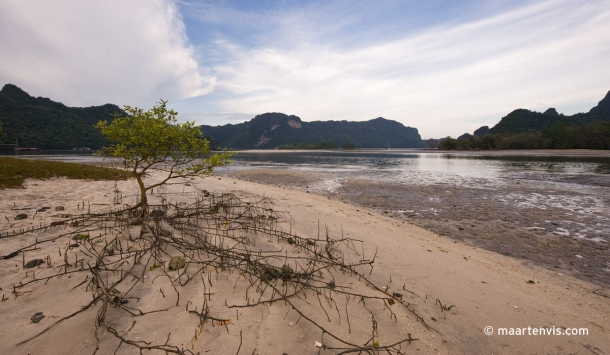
[1,0,609,138]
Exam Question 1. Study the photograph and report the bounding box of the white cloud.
[0,0,214,107]
[3,0,609,137]
[186,0,610,138]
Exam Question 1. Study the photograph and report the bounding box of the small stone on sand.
[31,312,45,323]
[168,256,186,270]
[25,259,45,268]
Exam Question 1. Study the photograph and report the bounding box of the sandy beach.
[1,173,609,354]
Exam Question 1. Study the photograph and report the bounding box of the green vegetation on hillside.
[489,109,569,134]
[440,90,610,150]
[0,84,122,149]
[489,91,610,135]
[438,121,610,150]
[200,113,425,149]
[0,156,131,189]
[1,84,424,150]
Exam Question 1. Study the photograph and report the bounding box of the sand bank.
[0,175,609,354]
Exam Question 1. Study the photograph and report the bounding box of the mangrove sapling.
[95,100,234,218]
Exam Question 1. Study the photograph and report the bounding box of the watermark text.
[484,326,588,336]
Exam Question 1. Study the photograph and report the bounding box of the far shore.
[3,148,610,158]
[237,148,610,157]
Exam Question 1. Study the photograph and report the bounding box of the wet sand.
[222,168,610,288]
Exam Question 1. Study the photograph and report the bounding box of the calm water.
[225,151,610,249]
[223,150,610,177]
[4,150,610,179]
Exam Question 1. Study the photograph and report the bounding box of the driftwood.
[8,186,431,354]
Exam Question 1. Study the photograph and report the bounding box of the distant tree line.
[277,141,338,149]
[276,141,358,149]
[438,121,610,150]
[342,141,356,149]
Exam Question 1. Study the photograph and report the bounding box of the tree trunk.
[135,175,148,218]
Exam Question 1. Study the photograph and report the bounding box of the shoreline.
[235,148,610,157]
[3,148,610,159]
[0,174,608,354]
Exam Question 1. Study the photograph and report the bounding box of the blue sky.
[1,0,609,138]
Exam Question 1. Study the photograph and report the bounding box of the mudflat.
[224,166,610,288]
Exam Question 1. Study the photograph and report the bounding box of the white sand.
[0,174,608,354]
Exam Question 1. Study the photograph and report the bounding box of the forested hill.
[199,113,426,149]
[0,84,122,149]
[439,90,610,150]
[489,90,610,134]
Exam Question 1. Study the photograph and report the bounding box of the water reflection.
[3,150,609,177]
[228,151,610,177]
